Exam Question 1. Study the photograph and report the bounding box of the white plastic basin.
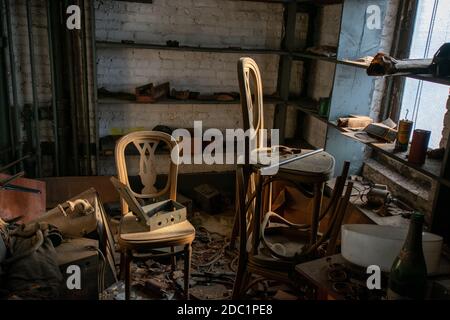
[341,224,443,274]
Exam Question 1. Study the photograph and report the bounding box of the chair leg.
[184,244,192,300]
[230,176,241,249]
[124,250,132,300]
[119,252,125,280]
[232,254,248,299]
[171,246,177,272]
[310,182,324,246]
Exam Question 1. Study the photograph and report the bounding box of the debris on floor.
[102,210,238,300]
[101,208,307,301]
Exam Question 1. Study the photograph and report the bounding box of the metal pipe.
[0,154,30,173]
[80,0,91,175]
[0,0,14,163]
[26,0,42,177]
[45,0,60,176]
[90,0,100,175]
[64,0,79,176]
[3,0,23,172]
[259,148,324,175]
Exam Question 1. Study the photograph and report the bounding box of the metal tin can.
[395,120,413,151]
[408,129,431,165]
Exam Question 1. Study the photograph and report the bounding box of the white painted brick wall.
[95,0,303,175]
[95,0,283,49]
[97,49,280,94]
[8,0,343,175]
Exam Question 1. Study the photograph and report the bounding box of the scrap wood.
[367,52,433,76]
[171,89,190,100]
[337,116,373,129]
[135,82,170,103]
[305,45,337,57]
[98,87,135,101]
[144,278,169,294]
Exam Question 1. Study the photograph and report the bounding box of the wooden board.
[42,176,119,209]
[0,174,46,223]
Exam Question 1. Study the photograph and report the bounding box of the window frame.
[382,0,419,123]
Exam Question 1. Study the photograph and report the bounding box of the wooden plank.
[41,176,119,209]
[97,41,287,55]
[98,96,283,105]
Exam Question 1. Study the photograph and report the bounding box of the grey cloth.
[1,223,63,299]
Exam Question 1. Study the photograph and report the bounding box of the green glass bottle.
[387,212,428,300]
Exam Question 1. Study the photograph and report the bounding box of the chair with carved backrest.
[114,131,195,300]
[232,57,352,298]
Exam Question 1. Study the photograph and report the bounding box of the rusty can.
[395,120,413,151]
[408,129,431,165]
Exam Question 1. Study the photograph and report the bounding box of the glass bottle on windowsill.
[387,212,427,300]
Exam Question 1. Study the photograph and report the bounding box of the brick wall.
[11,0,413,177]
[95,0,301,174]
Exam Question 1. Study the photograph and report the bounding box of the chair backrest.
[237,57,265,150]
[236,58,268,249]
[114,131,179,215]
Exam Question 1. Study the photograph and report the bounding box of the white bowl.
[341,224,443,274]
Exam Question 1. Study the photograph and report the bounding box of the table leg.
[252,172,263,256]
[310,182,324,246]
[124,250,132,300]
[184,244,192,300]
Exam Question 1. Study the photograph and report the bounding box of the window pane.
[400,0,450,149]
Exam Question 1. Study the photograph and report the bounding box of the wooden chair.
[114,131,195,300]
[233,162,352,298]
[232,57,350,298]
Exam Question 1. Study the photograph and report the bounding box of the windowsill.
[326,178,410,229]
[361,154,436,224]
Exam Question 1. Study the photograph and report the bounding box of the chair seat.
[240,149,335,183]
[119,212,195,249]
[278,150,334,176]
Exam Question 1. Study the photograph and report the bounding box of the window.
[399,0,450,149]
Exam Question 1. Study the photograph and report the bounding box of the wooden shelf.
[96,41,288,55]
[289,98,329,124]
[292,52,370,69]
[292,52,450,86]
[98,96,284,105]
[114,0,343,5]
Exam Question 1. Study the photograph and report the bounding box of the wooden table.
[252,150,335,250]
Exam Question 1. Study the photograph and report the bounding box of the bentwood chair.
[114,131,195,300]
[232,57,351,298]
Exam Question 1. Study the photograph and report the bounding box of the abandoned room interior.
[0,0,450,304]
